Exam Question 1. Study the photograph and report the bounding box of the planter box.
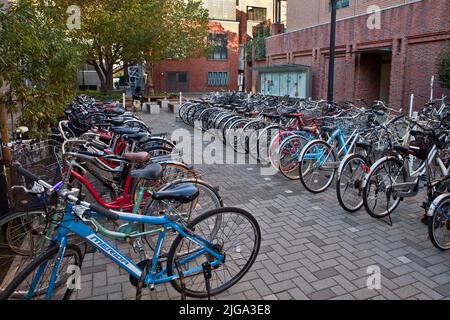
[150,104,160,114]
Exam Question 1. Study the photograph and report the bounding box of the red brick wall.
[153,22,239,93]
[264,0,450,111]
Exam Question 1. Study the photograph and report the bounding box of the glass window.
[208,72,228,86]
[208,33,228,61]
[247,6,267,21]
[178,73,187,83]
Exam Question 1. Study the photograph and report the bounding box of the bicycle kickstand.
[202,262,212,301]
[175,260,186,300]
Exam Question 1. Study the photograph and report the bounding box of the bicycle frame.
[304,128,357,165]
[70,170,139,211]
[365,145,450,199]
[27,204,224,300]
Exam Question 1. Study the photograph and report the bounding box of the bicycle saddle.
[111,127,140,135]
[152,183,199,204]
[392,145,410,156]
[130,163,162,180]
[123,152,150,165]
[108,117,126,126]
[263,113,280,119]
[105,106,125,115]
[356,141,372,151]
[123,132,148,142]
[286,113,304,119]
[320,126,337,133]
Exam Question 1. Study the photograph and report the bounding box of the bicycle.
[0,166,261,300]
[362,119,449,219]
[427,191,450,250]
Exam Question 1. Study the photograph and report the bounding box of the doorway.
[357,51,392,103]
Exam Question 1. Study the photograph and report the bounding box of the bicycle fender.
[427,193,450,217]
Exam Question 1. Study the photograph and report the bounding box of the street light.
[327,0,337,103]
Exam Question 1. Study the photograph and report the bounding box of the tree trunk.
[104,63,114,94]
[144,63,155,95]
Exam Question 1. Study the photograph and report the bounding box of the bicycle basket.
[409,136,431,160]
[9,139,62,210]
[11,139,62,177]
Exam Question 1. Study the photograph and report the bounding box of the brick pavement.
[72,106,450,300]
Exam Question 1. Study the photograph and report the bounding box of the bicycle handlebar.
[14,163,41,182]
[14,163,120,221]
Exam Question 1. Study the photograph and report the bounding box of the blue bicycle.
[0,166,261,300]
[298,123,360,193]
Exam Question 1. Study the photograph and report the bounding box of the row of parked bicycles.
[180,92,450,251]
[0,95,261,300]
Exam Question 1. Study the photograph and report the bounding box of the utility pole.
[327,0,337,103]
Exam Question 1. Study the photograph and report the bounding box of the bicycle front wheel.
[166,207,261,298]
[278,135,308,180]
[0,210,55,295]
[336,154,368,212]
[0,244,83,300]
[299,140,338,193]
[428,193,450,251]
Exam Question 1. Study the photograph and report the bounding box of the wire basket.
[7,139,62,211]
[329,115,371,137]
[11,139,63,184]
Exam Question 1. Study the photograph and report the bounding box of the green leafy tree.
[437,43,450,90]
[0,1,85,138]
[51,0,209,93]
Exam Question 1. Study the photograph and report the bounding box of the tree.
[437,43,450,90]
[52,0,209,93]
[0,0,85,138]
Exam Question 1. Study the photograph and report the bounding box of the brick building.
[153,0,286,94]
[253,0,450,110]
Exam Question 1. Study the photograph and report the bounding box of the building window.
[247,6,267,21]
[329,0,349,11]
[207,72,229,86]
[178,73,187,83]
[208,34,228,60]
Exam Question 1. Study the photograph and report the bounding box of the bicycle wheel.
[278,135,308,180]
[0,210,51,294]
[142,179,223,253]
[257,126,281,165]
[226,119,248,154]
[362,157,408,218]
[166,207,261,298]
[240,121,264,155]
[0,244,83,300]
[299,140,338,193]
[336,154,369,212]
[428,193,450,250]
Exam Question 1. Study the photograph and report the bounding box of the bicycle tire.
[0,244,83,300]
[166,207,261,298]
[428,193,450,251]
[336,153,368,212]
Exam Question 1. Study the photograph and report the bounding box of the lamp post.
[327,0,338,103]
